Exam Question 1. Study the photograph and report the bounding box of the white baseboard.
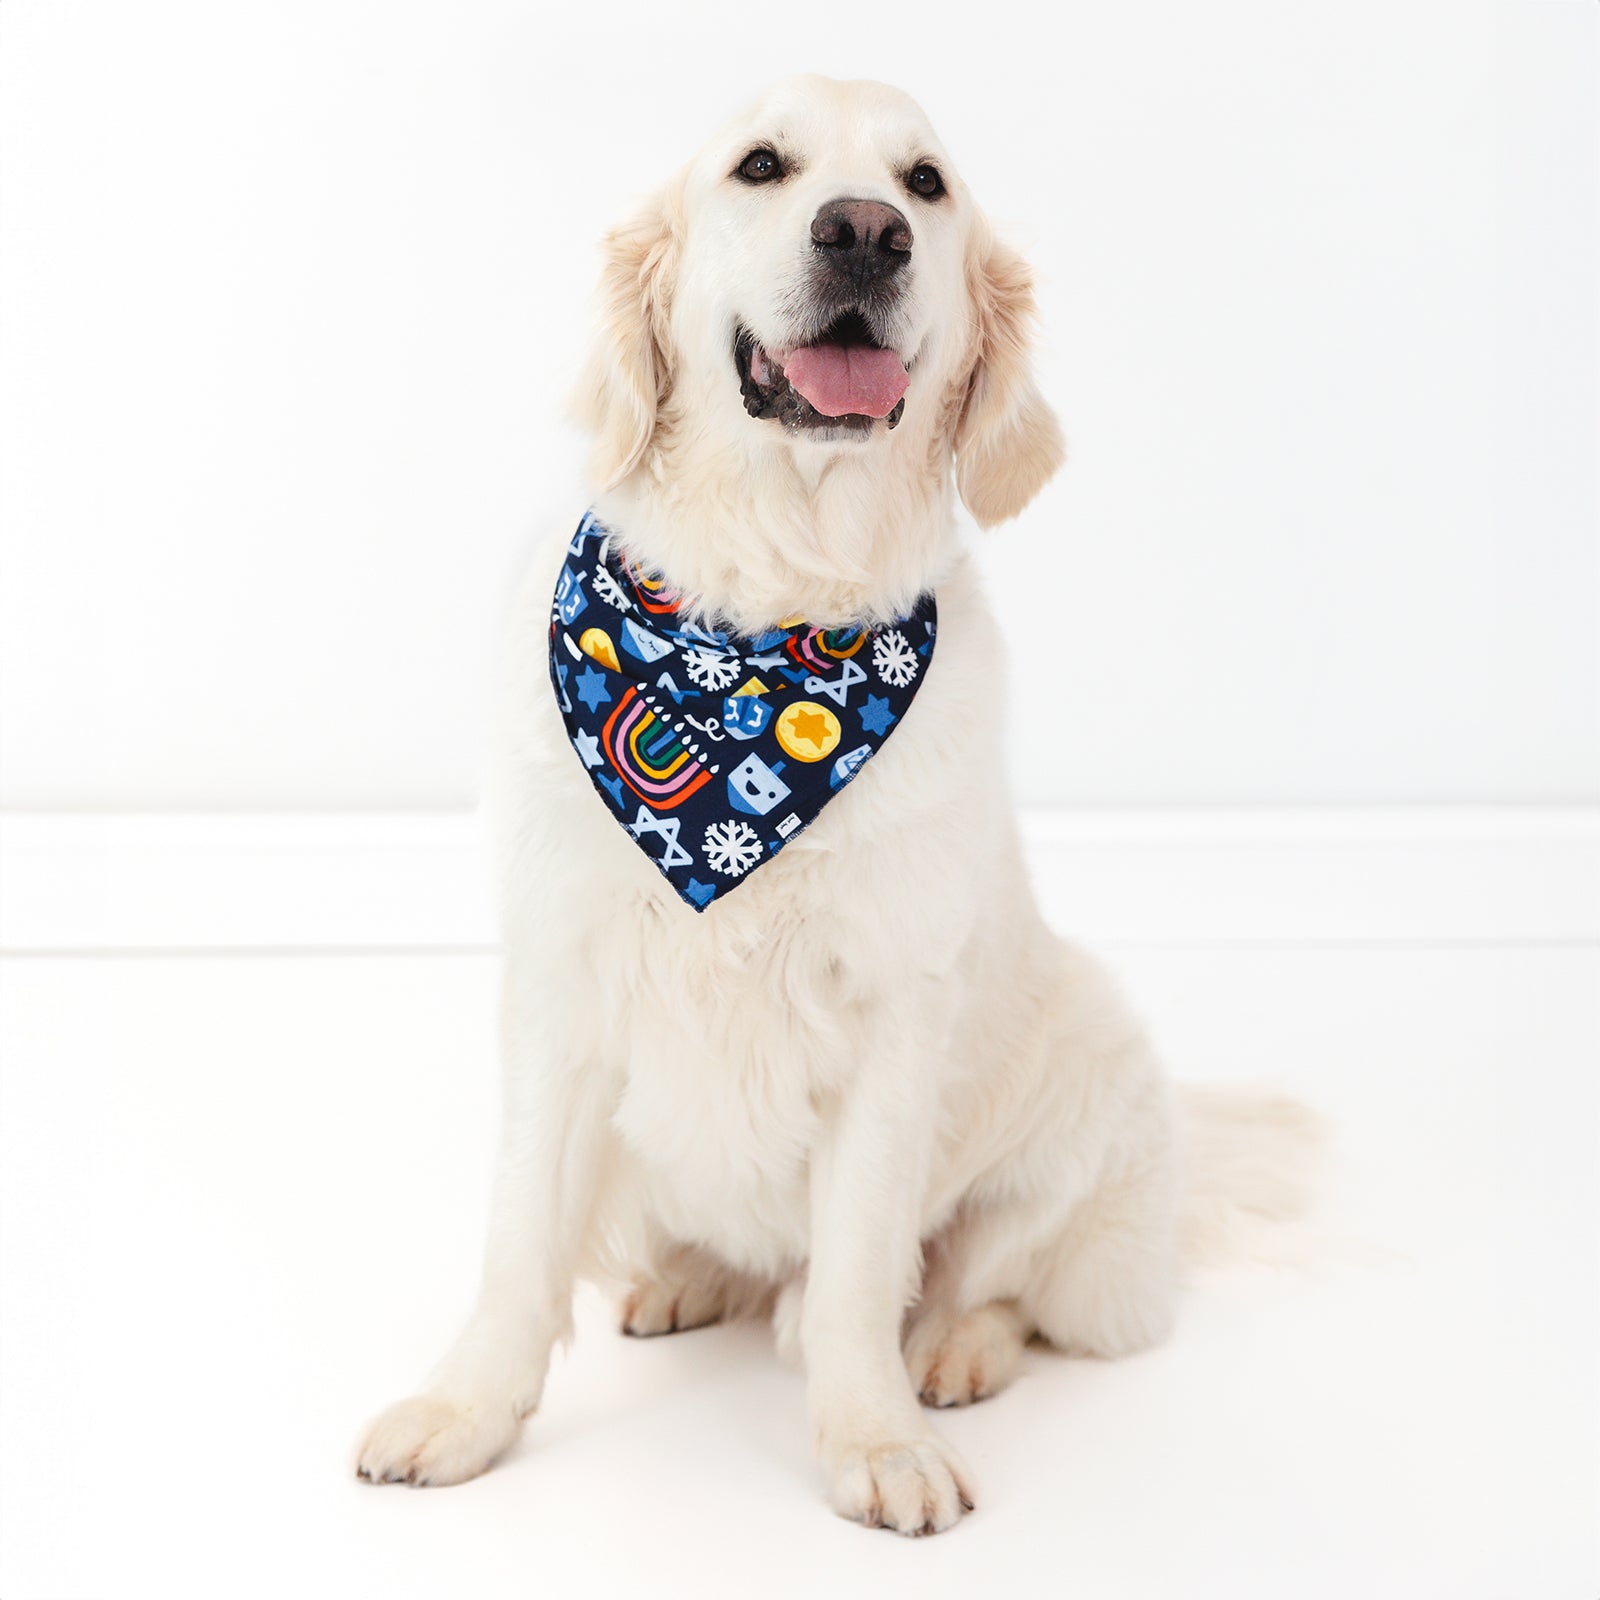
[1,807,1595,954]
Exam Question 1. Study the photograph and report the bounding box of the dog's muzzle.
[733,195,915,436]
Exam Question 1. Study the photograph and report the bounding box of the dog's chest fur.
[603,906,858,1266]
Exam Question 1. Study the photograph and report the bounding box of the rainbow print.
[784,626,865,677]
[601,686,714,809]
[624,561,682,616]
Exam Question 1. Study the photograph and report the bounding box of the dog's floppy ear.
[952,217,1066,528]
[572,181,683,490]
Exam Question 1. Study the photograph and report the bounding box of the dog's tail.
[1175,1083,1329,1269]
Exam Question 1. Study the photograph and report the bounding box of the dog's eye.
[906,164,945,200]
[737,148,783,185]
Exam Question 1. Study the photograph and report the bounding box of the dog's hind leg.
[903,1068,1178,1400]
[618,1241,775,1337]
[1020,1155,1180,1360]
[899,1218,1032,1406]
[902,1159,1175,1413]
[993,943,1181,1363]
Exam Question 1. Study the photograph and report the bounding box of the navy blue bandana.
[549,511,937,912]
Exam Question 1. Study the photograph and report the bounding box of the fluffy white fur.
[356,76,1317,1536]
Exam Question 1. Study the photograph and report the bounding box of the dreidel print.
[727,752,792,816]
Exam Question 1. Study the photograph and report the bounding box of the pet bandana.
[550,511,937,911]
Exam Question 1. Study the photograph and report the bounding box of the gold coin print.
[775,701,841,762]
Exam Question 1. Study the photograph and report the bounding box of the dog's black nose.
[810,198,913,278]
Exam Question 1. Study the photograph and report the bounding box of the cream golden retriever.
[357,75,1314,1536]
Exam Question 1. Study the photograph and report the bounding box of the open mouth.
[735,311,909,433]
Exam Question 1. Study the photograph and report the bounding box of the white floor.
[2,942,1596,1599]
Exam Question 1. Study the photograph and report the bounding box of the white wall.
[2,0,1595,810]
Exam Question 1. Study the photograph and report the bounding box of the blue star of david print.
[548,511,937,911]
[859,694,897,736]
[574,665,611,712]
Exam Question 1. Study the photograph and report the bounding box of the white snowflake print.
[682,645,740,692]
[703,818,763,877]
[592,563,632,612]
[871,628,919,688]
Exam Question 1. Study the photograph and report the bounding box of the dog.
[356,74,1316,1536]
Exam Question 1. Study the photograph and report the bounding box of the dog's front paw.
[826,1433,975,1536]
[355,1394,520,1487]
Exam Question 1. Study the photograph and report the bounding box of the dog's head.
[575,77,1063,530]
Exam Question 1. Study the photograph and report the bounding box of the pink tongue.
[783,344,909,419]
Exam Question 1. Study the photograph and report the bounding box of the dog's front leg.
[356,962,614,1486]
[803,998,974,1536]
